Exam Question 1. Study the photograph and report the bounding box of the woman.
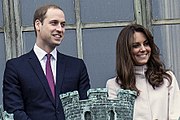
[106,24,180,120]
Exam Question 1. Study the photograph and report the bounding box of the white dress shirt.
[33,44,57,84]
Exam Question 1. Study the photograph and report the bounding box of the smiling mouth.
[53,34,63,39]
[137,54,149,58]
[54,34,61,37]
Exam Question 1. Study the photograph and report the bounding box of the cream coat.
[106,65,180,120]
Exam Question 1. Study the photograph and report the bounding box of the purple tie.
[46,54,55,98]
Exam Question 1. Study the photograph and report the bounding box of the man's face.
[35,8,66,50]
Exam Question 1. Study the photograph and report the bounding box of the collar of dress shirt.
[33,44,57,61]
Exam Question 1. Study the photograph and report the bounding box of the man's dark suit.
[3,50,90,120]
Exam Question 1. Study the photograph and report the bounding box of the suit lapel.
[55,52,66,105]
[28,50,55,105]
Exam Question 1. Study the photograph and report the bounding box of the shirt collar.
[33,44,57,61]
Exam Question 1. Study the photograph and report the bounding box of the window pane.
[57,30,77,57]
[0,1,3,26]
[83,27,122,88]
[152,0,180,19]
[0,33,6,103]
[22,32,35,53]
[81,0,134,23]
[20,0,75,26]
[153,25,180,85]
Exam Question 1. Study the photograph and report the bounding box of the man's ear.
[35,19,41,31]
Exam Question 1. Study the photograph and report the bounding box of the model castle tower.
[60,88,137,120]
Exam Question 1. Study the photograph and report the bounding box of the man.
[3,4,90,120]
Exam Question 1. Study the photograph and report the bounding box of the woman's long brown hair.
[116,24,172,96]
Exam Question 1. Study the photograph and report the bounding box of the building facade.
[0,0,180,104]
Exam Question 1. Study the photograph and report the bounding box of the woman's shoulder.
[166,70,174,75]
[106,77,119,88]
[165,70,179,88]
[165,70,176,81]
[107,77,116,84]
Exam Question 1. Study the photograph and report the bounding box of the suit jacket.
[3,50,90,120]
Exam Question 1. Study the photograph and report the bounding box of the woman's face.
[131,32,151,65]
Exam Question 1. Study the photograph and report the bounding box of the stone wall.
[60,88,137,120]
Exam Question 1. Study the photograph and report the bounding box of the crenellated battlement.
[60,88,137,120]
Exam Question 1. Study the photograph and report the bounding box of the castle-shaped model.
[0,106,13,120]
[60,88,137,120]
